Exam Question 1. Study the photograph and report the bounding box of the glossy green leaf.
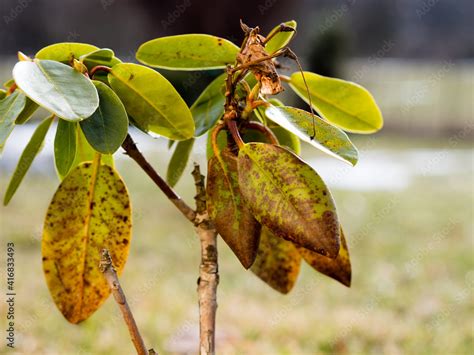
[108,63,194,140]
[54,119,77,178]
[137,34,239,70]
[238,143,341,258]
[80,81,128,154]
[35,42,99,63]
[298,228,351,287]
[15,97,39,124]
[4,115,53,205]
[264,20,297,54]
[0,89,6,100]
[251,227,301,294]
[265,105,358,165]
[289,71,383,133]
[207,149,261,268]
[191,73,226,136]
[166,138,194,187]
[13,60,99,121]
[0,91,26,152]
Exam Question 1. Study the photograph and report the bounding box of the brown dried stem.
[99,249,156,355]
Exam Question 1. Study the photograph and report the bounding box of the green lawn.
[0,136,472,354]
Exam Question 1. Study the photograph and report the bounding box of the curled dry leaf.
[251,227,301,294]
[207,149,261,268]
[237,29,283,95]
[237,143,341,258]
[298,229,351,287]
[42,160,131,323]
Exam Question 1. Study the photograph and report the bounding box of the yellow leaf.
[251,227,301,294]
[298,229,351,287]
[42,158,132,323]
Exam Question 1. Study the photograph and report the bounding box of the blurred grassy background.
[0,0,473,353]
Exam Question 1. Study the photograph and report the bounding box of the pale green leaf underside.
[13,60,99,121]
[289,71,383,134]
[137,34,239,70]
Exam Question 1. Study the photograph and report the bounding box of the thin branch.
[99,249,157,355]
[192,164,219,355]
[121,134,196,222]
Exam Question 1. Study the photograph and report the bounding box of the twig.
[121,134,196,222]
[99,249,156,355]
[192,164,219,355]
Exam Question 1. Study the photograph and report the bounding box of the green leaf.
[271,125,301,154]
[80,81,128,154]
[298,228,351,287]
[3,79,15,89]
[289,71,383,133]
[42,159,131,323]
[136,34,239,70]
[238,143,341,258]
[54,119,77,178]
[191,73,226,136]
[4,115,53,205]
[108,63,194,140]
[0,89,6,100]
[264,20,297,54]
[35,42,99,63]
[166,138,194,187]
[79,48,121,68]
[168,139,176,150]
[13,60,99,121]
[265,105,358,165]
[15,97,39,124]
[0,91,26,152]
[251,227,301,294]
[207,149,261,268]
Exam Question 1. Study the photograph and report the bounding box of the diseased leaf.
[42,159,132,323]
[298,228,351,287]
[289,71,383,133]
[80,81,128,154]
[207,149,261,268]
[108,63,194,140]
[265,105,358,165]
[238,143,341,258]
[0,91,26,152]
[54,119,77,178]
[35,42,99,63]
[191,73,225,136]
[13,60,99,121]
[3,115,53,205]
[166,138,194,187]
[264,20,297,54]
[137,34,239,70]
[15,96,39,124]
[251,227,301,294]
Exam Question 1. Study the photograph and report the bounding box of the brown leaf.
[298,229,351,287]
[207,149,261,268]
[251,227,301,294]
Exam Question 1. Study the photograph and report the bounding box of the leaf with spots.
[265,105,358,165]
[108,63,194,140]
[298,228,351,287]
[251,227,301,294]
[207,149,261,268]
[42,158,132,323]
[237,143,341,258]
[36,42,99,63]
[136,34,239,70]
